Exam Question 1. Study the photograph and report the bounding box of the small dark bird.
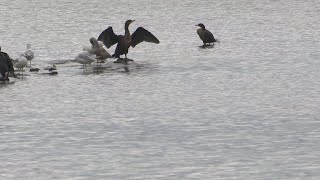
[44,65,58,75]
[30,68,40,72]
[47,65,57,72]
[98,20,160,59]
[0,47,15,81]
[196,23,218,46]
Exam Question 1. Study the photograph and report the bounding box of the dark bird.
[0,55,10,81]
[30,68,40,72]
[196,23,218,46]
[44,65,58,75]
[0,47,16,81]
[98,20,160,59]
[45,65,57,72]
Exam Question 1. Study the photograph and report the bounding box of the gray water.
[1,0,320,179]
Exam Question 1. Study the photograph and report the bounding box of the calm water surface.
[1,0,320,179]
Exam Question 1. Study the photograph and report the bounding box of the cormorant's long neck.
[125,24,131,38]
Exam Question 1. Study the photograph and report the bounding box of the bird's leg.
[4,72,9,81]
[96,57,99,67]
[83,64,85,73]
[11,71,17,78]
[125,54,127,59]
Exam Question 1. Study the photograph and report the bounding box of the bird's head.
[125,20,135,27]
[89,37,99,47]
[196,23,205,29]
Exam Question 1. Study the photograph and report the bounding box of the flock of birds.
[75,20,218,72]
[1,20,218,81]
[14,44,56,74]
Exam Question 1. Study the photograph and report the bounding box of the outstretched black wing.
[97,27,119,48]
[131,27,160,48]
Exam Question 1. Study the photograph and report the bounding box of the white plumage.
[83,41,104,52]
[75,51,96,72]
[14,54,28,77]
[83,45,92,52]
[24,44,34,67]
[84,38,111,64]
[14,55,28,69]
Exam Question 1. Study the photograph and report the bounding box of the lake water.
[1,0,320,179]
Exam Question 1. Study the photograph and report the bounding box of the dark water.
[1,0,320,179]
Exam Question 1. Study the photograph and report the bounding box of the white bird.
[85,38,111,66]
[83,40,104,52]
[24,44,34,67]
[14,54,28,78]
[75,51,96,72]
[83,45,92,52]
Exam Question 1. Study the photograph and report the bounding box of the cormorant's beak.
[131,20,135,23]
[195,24,199,27]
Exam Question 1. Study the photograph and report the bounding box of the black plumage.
[0,48,15,81]
[98,20,159,59]
[196,23,218,46]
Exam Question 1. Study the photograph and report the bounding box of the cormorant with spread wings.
[98,20,160,59]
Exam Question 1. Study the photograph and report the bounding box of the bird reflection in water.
[114,58,134,64]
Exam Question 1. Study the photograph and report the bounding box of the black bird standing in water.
[0,47,16,81]
[196,23,218,46]
[98,20,160,59]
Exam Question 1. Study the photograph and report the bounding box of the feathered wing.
[131,27,160,48]
[24,49,34,60]
[75,51,96,64]
[97,27,119,48]
[205,30,216,42]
